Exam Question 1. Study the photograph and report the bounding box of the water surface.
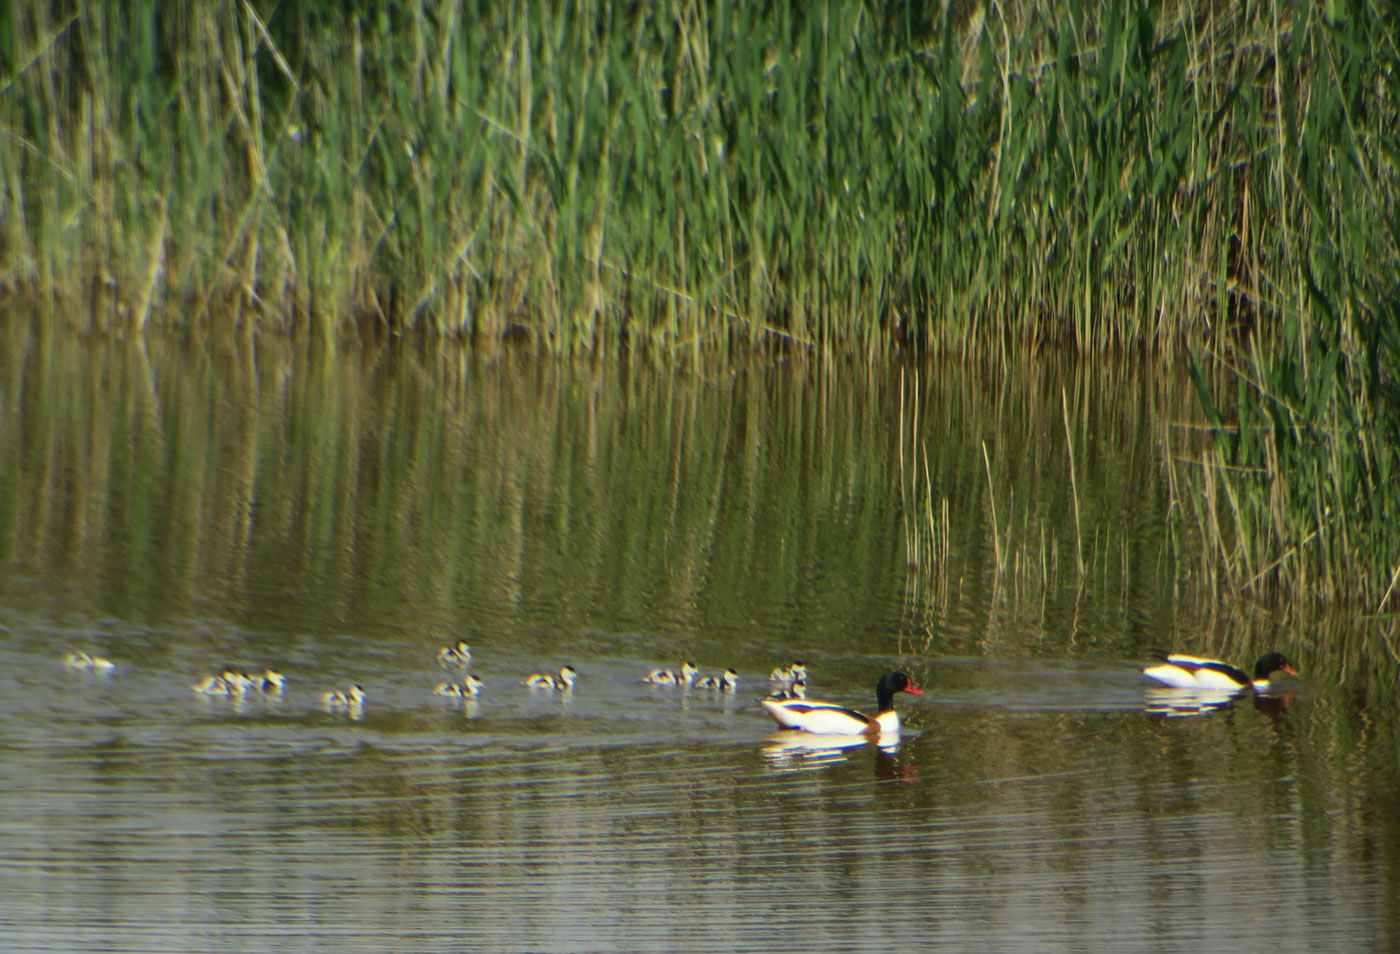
[1,328,1396,952]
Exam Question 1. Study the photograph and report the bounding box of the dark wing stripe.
[1196,660,1249,684]
[777,702,871,723]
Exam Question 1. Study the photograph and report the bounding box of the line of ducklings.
[65,643,802,715]
[192,668,286,696]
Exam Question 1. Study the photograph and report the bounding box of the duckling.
[765,679,808,701]
[62,652,116,672]
[524,665,578,691]
[643,661,700,686]
[434,674,485,698]
[696,668,740,691]
[253,669,285,693]
[219,669,258,694]
[321,684,366,708]
[192,674,236,696]
[769,661,807,684]
[435,640,473,669]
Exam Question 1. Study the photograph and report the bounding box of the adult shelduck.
[524,666,578,691]
[436,641,472,669]
[644,662,699,685]
[761,671,923,736]
[1142,651,1298,693]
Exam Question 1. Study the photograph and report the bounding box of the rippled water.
[3,621,1394,953]
[2,331,1398,952]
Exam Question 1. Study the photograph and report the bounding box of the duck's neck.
[875,686,897,714]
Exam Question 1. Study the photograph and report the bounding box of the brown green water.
[1,324,1397,952]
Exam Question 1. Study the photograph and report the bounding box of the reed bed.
[0,1,1391,354]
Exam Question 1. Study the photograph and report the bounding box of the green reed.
[0,0,1391,356]
[1165,0,1400,613]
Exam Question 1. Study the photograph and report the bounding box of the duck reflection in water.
[1252,691,1296,719]
[761,730,901,769]
[1144,686,1298,720]
[761,731,918,781]
[1144,687,1241,719]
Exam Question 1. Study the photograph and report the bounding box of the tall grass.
[1164,1,1400,612]
[0,0,1393,357]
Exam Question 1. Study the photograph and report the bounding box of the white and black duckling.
[769,661,807,684]
[192,674,238,696]
[695,668,739,692]
[1142,651,1299,694]
[222,669,260,693]
[321,684,366,708]
[62,652,116,672]
[252,669,285,693]
[524,665,578,691]
[434,674,485,698]
[761,671,924,737]
[194,668,281,696]
[643,661,700,686]
[435,640,473,669]
[764,679,808,701]
[192,669,254,696]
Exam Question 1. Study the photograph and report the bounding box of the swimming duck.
[434,674,485,697]
[760,671,924,737]
[1142,651,1298,693]
[764,679,807,701]
[524,665,577,691]
[644,662,700,685]
[769,661,807,683]
[321,684,366,707]
[62,652,115,672]
[436,640,472,669]
[695,668,739,691]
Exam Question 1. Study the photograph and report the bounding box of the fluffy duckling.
[769,661,807,684]
[435,640,473,669]
[524,665,578,691]
[643,661,699,686]
[765,679,808,701]
[696,668,740,691]
[221,669,259,693]
[62,652,116,672]
[192,674,237,696]
[434,674,485,698]
[253,669,285,693]
[321,684,366,708]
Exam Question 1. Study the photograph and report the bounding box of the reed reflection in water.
[1,327,1399,951]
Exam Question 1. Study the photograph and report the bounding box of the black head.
[1253,652,1298,680]
[877,671,925,701]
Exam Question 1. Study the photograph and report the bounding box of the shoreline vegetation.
[2,1,1398,612]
